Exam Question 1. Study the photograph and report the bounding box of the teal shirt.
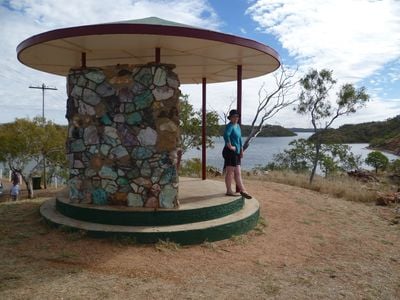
[223,123,242,155]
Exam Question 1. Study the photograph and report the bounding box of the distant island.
[286,128,315,133]
[219,124,296,137]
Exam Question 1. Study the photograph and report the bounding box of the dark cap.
[227,109,240,120]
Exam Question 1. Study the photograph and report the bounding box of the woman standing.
[222,109,252,199]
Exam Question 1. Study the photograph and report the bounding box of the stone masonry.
[65,63,180,208]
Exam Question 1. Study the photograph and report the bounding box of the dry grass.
[245,170,382,203]
[154,239,181,252]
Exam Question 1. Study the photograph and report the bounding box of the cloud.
[246,0,400,83]
[0,0,221,124]
[5,0,221,29]
[1,0,398,129]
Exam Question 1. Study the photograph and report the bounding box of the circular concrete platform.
[40,178,260,245]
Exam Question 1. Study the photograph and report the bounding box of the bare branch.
[243,66,299,150]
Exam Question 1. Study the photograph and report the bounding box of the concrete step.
[40,197,260,245]
[56,196,244,226]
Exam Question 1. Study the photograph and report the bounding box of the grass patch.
[260,274,281,296]
[155,239,181,252]
[255,171,380,203]
[254,216,268,235]
[201,240,219,251]
[0,199,47,246]
[380,239,394,246]
[229,234,249,245]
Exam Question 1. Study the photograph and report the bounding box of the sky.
[0,0,399,128]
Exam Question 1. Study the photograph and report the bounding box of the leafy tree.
[319,144,362,177]
[179,94,220,155]
[365,151,389,174]
[267,139,361,177]
[0,117,66,198]
[297,69,369,183]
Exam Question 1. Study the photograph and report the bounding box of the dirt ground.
[0,179,399,299]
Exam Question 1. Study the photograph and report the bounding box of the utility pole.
[29,83,57,121]
[29,83,58,189]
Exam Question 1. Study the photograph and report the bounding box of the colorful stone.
[134,67,153,87]
[84,126,99,145]
[96,82,115,97]
[159,184,178,208]
[131,146,153,160]
[92,188,108,205]
[144,196,158,208]
[153,67,167,86]
[78,102,96,115]
[153,86,174,101]
[127,193,143,207]
[99,166,118,180]
[70,139,86,152]
[138,127,157,146]
[100,114,112,125]
[134,90,154,110]
[85,70,106,84]
[110,145,129,159]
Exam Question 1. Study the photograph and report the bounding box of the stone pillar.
[65,63,180,208]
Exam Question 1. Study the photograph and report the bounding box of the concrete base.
[40,178,260,245]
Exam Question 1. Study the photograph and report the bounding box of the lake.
[184,133,399,171]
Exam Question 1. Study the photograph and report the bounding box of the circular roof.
[17,17,280,84]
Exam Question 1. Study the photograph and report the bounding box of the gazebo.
[17,17,280,244]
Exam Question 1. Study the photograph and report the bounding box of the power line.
[29,83,58,120]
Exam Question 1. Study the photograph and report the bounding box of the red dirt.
[1,179,399,299]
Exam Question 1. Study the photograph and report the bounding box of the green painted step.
[40,198,260,245]
[56,196,244,226]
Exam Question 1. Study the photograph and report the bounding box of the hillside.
[370,132,400,156]
[309,115,400,154]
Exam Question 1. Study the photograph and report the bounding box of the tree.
[0,118,66,198]
[179,94,220,155]
[267,139,361,176]
[243,66,299,150]
[365,151,389,174]
[297,69,369,184]
[319,143,362,177]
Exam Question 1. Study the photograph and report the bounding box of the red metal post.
[202,77,207,180]
[236,65,242,192]
[81,52,86,68]
[237,65,242,124]
[155,47,161,63]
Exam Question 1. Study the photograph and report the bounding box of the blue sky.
[0,0,399,128]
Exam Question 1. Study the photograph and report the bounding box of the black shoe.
[240,191,252,199]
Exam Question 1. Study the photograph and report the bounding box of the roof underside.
[17,17,280,84]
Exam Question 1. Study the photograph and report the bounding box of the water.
[184,133,399,171]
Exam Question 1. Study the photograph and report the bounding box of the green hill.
[309,115,400,155]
